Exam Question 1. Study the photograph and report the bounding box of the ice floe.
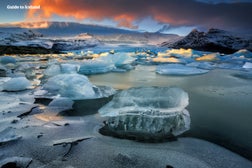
[99,87,190,140]
[195,53,219,61]
[0,56,16,65]
[40,74,115,100]
[78,53,135,74]
[44,63,79,77]
[78,60,115,75]
[232,49,252,58]
[156,64,209,76]
[243,62,252,69]
[1,77,31,91]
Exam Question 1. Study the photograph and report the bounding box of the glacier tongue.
[99,87,190,140]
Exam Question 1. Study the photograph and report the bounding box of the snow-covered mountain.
[95,32,181,45]
[0,28,100,51]
[161,28,252,54]
[0,22,181,53]
[0,29,51,48]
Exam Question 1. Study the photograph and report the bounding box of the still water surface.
[89,65,252,159]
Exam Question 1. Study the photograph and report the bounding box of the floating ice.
[44,64,61,77]
[44,63,79,77]
[2,77,31,91]
[78,60,115,75]
[78,53,135,74]
[156,64,209,76]
[42,74,115,99]
[61,63,79,73]
[99,87,190,139]
[243,62,252,69]
[97,53,135,68]
[232,49,252,58]
[195,53,219,61]
[160,48,195,57]
[216,63,243,70]
[151,57,189,64]
[0,56,16,64]
[187,62,215,70]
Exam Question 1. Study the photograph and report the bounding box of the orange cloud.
[25,0,252,32]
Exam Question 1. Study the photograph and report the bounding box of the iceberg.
[44,63,79,77]
[78,53,135,74]
[99,87,190,140]
[78,60,115,75]
[195,53,219,61]
[61,63,80,73]
[41,74,115,99]
[216,63,243,70]
[187,62,215,70]
[2,77,31,91]
[162,48,195,58]
[243,62,252,69]
[44,64,61,77]
[156,64,209,76]
[232,49,252,58]
[97,53,135,68]
[0,56,16,65]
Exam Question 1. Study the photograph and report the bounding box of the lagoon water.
[89,65,252,159]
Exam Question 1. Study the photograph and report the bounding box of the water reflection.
[89,66,252,159]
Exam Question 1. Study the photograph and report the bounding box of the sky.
[0,0,252,35]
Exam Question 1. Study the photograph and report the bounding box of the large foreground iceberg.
[99,87,190,140]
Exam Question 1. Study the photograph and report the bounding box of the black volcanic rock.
[162,28,252,54]
[0,45,61,54]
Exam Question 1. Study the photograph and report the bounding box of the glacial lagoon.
[1,47,252,167]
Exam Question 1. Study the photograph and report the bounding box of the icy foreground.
[99,87,190,140]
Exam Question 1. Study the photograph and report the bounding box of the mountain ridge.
[161,28,252,54]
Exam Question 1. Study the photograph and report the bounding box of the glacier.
[99,87,190,140]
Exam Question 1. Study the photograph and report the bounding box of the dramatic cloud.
[27,0,252,32]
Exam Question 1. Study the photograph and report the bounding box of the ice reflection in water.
[89,66,252,159]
